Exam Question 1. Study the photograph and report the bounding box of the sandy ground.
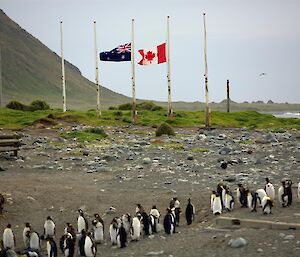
[0,125,300,257]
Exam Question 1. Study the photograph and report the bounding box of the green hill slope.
[0,9,130,110]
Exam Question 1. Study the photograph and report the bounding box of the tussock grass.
[0,108,299,130]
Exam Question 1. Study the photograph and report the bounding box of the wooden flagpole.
[167,15,173,119]
[60,21,67,112]
[94,21,101,117]
[0,47,2,108]
[203,13,210,128]
[227,79,230,113]
[131,18,137,123]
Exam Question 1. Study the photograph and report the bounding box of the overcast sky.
[1,0,300,103]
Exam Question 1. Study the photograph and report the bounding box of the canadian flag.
[138,43,166,65]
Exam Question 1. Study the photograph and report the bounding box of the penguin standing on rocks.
[286,179,293,206]
[109,218,119,245]
[247,190,258,212]
[64,223,76,243]
[23,223,31,249]
[3,224,16,250]
[185,198,195,225]
[216,183,225,209]
[117,223,127,248]
[131,215,141,241]
[46,237,57,257]
[29,231,40,251]
[210,191,217,211]
[149,206,160,233]
[236,183,247,207]
[77,229,86,256]
[256,189,267,207]
[141,211,151,236]
[44,216,55,239]
[60,233,74,257]
[264,178,275,201]
[224,188,235,211]
[92,219,104,244]
[261,195,273,215]
[163,208,174,235]
[212,193,222,215]
[84,232,96,257]
[77,209,88,235]
[278,180,289,207]
[121,213,132,236]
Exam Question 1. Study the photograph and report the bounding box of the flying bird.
[259,72,267,76]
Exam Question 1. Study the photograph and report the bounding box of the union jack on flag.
[100,42,131,62]
[117,43,131,54]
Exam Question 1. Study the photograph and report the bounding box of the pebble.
[228,237,247,248]
[143,157,151,164]
[257,248,263,253]
[145,251,164,256]
[284,235,295,240]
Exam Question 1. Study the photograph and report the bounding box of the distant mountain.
[0,10,130,110]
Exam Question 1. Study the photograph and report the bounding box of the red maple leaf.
[145,51,156,62]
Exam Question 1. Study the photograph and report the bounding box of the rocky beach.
[1,124,300,257]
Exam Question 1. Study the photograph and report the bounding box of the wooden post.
[60,21,67,112]
[203,13,210,128]
[227,79,230,113]
[94,21,101,117]
[167,15,173,119]
[131,18,138,123]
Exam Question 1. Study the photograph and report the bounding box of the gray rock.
[265,133,278,143]
[187,155,194,160]
[82,150,89,156]
[145,251,164,256]
[257,248,263,253]
[219,147,231,155]
[143,157,151,164]
[284,235,295,240]
[228,237,247,248]
[102,154,117,161]
[96,167,111,172]
[0,166,6,171]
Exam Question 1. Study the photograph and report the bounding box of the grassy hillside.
[0,108,299,131]
[0,9,130,109]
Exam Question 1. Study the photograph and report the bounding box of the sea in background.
[271,112,300,119]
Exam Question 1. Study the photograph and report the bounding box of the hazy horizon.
[1,0,300,104]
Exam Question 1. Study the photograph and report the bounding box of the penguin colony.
[1,178,298,256]
[211,177,299,215]
[0,199,196,257]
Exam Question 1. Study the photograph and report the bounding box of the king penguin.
[109,218,119,245]
[44,216,55,239]
[46,237,57,257]
[264,178,275,201]
[224,188,235,211]
[236,183,247,207]
[149,206,160,233]
[121,213,132,236]
[247,190,257,212]
[210,191,217,211]
[117,223,127,248]
[84,232,96,257]
[261,195,273,215]
[77,209,88,235]
[131,215,141,241]
[3,224,15,250]
[212,193,222,215]
[60,233,74,257]
[23,223,31,249]
[278,180,288,207]
[92,219,104,244]
[29,231,40,251]
[256,189,267,207]
[185,198,195,225]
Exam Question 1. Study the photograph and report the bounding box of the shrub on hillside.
[118,103,132,110]
[155,122,175,137]
[6,101,29,110]
[85,127,108,137]
[108,106,117,110]
[30,100,50,110]
[137,101,163,111]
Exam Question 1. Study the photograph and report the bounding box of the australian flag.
[100,43,131,62]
